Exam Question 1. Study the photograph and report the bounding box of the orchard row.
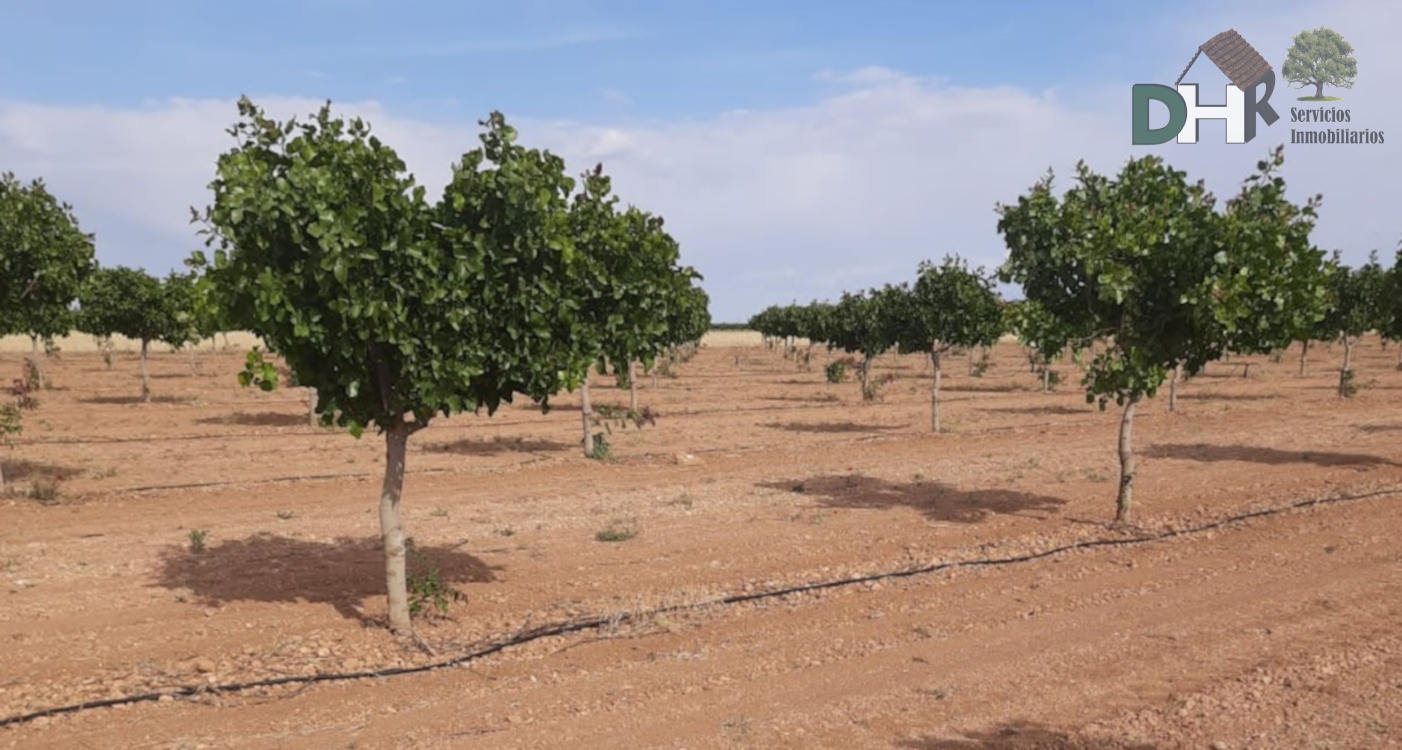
[2,100,709,634]
[748,147,1402,523]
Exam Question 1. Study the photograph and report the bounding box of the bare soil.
[2,338,1400,749]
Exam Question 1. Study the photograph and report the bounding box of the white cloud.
[0,0,1396,321]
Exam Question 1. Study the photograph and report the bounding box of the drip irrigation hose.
[2,484,1397,728]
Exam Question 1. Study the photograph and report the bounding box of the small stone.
[158,694,173,703]
[342,658,362,672]
[194,658,216,674]
[1212,742,1229,750]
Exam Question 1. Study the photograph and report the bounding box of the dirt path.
[2,339,1400,748]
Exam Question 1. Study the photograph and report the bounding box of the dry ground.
[1,335,1400,749]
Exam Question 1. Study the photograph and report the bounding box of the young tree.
[801,300,838,368]
[1382,247,1402,367]
[1282,27,1358,100]
[829,288,900,400]
[891,256,1004,433]
[998,148,1329,522]
[193,99,596,635]
[1005,299,1089,392]
[0,398,20,489]
[567,165,698,456]
[1317,253,1387,396]
[0,172,97,390]
[77,267,193,402]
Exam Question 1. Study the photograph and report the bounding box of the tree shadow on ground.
[898,720,1159,749]
[0,457,84,485]
[1180,391,1277,401]
[760,475,1065,524]
[942,381,1023,393]
[764,421,907,434]
[79,394,190,405]
[758,394,842,404]
[196,411,310,428]
[155,534,499,624]
[981,404,1089,416]
[1357,423,1402,434]
[422,437,575,456]
[1145,443,1398,467]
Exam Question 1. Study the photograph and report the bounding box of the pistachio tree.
[654,280,711,381]
[77,266,193,402]
[567,165,699,455]
[1316,253,1387,396]
[1004,298,1088,392]
[998,148,1329,522]
[0,173,97,389]
[1381,247,1402,368]
[890,256,1004,432]
[829,287,901,400]
[192,99,599,635]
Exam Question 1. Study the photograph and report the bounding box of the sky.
[1,0,1398,322]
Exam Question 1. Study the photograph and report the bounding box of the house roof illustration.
[1175,29,1273,91]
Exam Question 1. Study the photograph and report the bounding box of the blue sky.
[1,0,1397,322]
[4,0,1148,118]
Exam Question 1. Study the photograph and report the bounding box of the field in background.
[1,339,1400,747]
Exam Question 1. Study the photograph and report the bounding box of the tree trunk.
[307,387,318,426]
[379,419,412,634]
[580,379,595,457]
[1168,362,1181,412]
[1396,345,1402,368]
[29,336,45,391]
[140,339,152,403]
[1338,336,1354,397]
[1299,340,1309,377]
[221,332,230,350]
[1115,396,1140,522]
[968,350,976,376]
[1042,362,1050,392]
[628,360,638,413]
[1315,80,1324,99]
[930,349,943,433]
[860,355,872,400]
[0,454,6,489]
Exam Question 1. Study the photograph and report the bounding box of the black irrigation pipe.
[3,484,1398,729]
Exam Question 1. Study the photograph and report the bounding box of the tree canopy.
[997,147,1331,520]
[889,255,1005,432]
[0,172,97,387]
[192,98,689,633]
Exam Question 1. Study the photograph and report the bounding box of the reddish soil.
[1,339,1400,749]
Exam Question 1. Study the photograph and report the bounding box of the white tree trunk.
[581,380,595,457]
[1338,336,1354,397]
[628,360,638,413]
[930,349,943,433]
[29,336,45,390]
[140,339,152,403]
[1115,396,1139,522]
[379,420,412,633]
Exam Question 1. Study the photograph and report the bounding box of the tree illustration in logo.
[1282,26,1357,101]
